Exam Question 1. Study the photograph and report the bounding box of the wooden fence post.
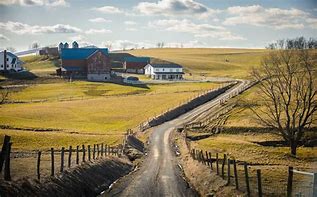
[68,146,72,168]
[82,145,86,162]
[244,162,251,197]
[227,159,231,185]
[205,151,209,166]
[287,166,293,197]
[37,151,41,180]
[88,145,91,161]
[60,147,65,173]
[208,152,213,169]
[233,159,239,190]
[216,153,219,175]
[222,154,227,179]
[97,144,100,158]
[4,142,12,181]
[101,143,104,157]
[192,149,195,160]
[257,169,263,197]
[51,148,54,176]
[200,150,204,164]
[93,144,96,160]
[76,146,79,165]
[0,135,11,172]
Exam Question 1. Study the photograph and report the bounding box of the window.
[170,69,173,72]
[155,68,159,71]
[6,58,9,61]
[1,65,3,68]
[162,68,165,71]
[176,69,179,72]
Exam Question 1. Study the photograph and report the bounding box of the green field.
[1,77,219,150]
[128,48,268,79]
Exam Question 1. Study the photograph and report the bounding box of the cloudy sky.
[0,0,316,51]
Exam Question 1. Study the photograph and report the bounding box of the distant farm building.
[123,57,150,74]
[38,47,59,57]
[144,64,184,80]
[59,48,111,82]
[0,50,24,72]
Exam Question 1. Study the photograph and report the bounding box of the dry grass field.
[1,72,219,151]
[128,48,268,79]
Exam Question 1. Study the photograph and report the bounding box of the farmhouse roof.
[124,57,150,63]
[61,48,109,60]
[149,64,182,68]
[153,72,184,75]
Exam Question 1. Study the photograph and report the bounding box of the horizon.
[1,0,317,51]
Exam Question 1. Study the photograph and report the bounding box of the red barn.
[123,57,150,74]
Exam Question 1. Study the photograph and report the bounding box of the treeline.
[266,37,317,50]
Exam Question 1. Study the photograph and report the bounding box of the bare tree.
[6,47,16,52]
[251,38,317,156]
[31,42,40,49]
[0,88,10,105]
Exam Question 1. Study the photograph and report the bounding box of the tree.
[251,37,317,156]
[0,88,10,105]
[6,47,16,52]
[31,42,40,49]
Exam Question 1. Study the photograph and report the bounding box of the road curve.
[106,81,249,197]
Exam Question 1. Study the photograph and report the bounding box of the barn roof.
[124,56,150,63]
[149,64,182,68]
[61,48,109,60]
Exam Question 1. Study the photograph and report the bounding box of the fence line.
[189,148,317,197]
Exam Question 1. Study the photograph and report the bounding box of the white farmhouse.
[144,64,184,80]
[0,50,23,72]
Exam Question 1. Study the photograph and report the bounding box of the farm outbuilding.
[60,48,111,82]
[123,57,150,74]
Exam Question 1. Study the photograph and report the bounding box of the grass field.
[20,55,59,76]
[128,48,268,79]
[0,80,219,151]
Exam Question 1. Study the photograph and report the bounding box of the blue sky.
[0,0,316,51]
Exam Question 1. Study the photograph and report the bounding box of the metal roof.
[153,72,184,75]
[149,64,182,68]
[61,66,82,71]
[61,48,108,60]
[124,57,150,63]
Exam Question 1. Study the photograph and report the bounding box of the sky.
[0,0,316,51]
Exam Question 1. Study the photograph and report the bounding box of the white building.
[144,64,184,80]
[0,50,23,72]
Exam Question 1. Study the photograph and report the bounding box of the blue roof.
[124,57,150,63]
[61,66,82,71]
[61,48,109,60]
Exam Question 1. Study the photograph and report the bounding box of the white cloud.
[89,18,112,23]
[93,6,123,14]
[0,0,68,7]
[126,27,137,31]
[224,5,309,29]
[306,18,317,29]
[149,19,245,40]
[0,34,10,41]
[124,21,137,25]
[0,21,81,34]
[135,0,219,18]
[85,28,112,34]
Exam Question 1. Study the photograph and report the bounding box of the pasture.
[128,48,268,79]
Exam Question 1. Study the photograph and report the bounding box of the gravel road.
[105,80,249,197]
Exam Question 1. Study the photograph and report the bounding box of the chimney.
[3,50,7,71]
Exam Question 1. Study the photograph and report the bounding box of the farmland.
[128,48,268,79]
[0,55,220,151]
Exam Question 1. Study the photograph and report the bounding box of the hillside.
[128,48,268,79]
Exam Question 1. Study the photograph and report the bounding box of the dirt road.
[105,81,249,197]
